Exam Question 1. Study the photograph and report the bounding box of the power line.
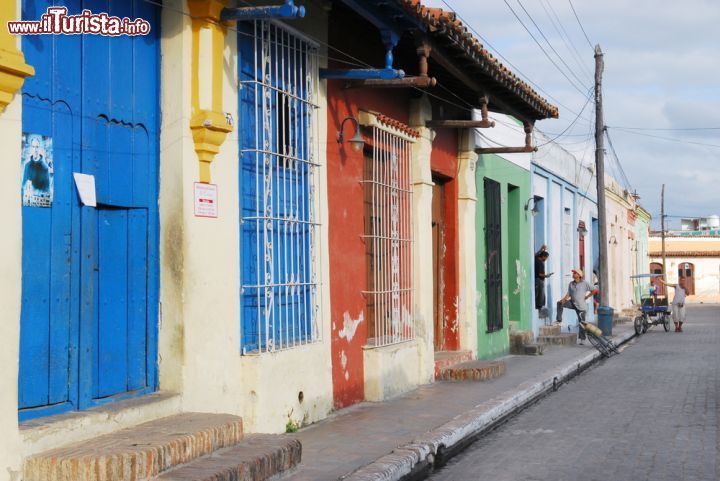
[536,87,594,146]
[540,0,593,81]
[607,126,720,131]
[604,128,632,191]
[568,0,594,50]
[514,0,590,90]
[439,0,593,123]
[608,127,720,149]
[502,0,588,96]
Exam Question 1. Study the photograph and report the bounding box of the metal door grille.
[484,178,503,332]
[363,125,413,347]
[238,20,320,353]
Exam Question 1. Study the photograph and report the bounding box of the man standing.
[556,269,597,345]
[534,245,552,311]
[659,277,686,332]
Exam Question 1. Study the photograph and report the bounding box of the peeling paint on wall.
[338,311,364,341]
[340,350,347,370]
[513,259,522,295]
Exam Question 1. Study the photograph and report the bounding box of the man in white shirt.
[556,269,598,345]
[659,278,687,332]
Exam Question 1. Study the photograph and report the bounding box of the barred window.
[362,116,414,347]
[238,21,320,353]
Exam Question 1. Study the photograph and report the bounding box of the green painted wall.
[475,154,532,359]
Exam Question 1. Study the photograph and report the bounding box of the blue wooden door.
[19,0,159,421]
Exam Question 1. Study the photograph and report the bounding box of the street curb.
[339,329,637,481]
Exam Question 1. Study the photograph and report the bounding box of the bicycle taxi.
[631,273,671,335]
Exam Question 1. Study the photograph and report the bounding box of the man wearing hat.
[556,269,598,344]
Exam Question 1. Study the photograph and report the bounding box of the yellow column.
[0,0,34,112]
[187,0,232,183]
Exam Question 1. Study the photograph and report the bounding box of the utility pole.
[594,45,610,307]
[661,184,666,280]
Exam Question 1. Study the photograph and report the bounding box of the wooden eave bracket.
[427,95,496,129]
[476,120,537,154]
[343,39,438,89]
[343,76,437,89]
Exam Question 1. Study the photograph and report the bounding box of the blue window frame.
[238,21,320,353]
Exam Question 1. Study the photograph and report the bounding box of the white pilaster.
[457,129,478,356]
[409,95,435,383]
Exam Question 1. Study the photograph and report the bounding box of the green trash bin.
[597,306,614,336]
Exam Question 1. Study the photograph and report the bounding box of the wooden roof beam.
[420,36,534,123]
[476,120,537,154]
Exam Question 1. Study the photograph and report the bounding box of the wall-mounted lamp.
[524,197,540,217]
[337,117,365,153]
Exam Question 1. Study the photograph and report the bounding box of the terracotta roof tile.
[397,0,559,120]
[376,113,420,137]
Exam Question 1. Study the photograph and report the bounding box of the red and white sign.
[194,182,218,218]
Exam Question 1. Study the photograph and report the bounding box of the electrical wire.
[604,129,633,191]
[608,127,720,149]
[541,0,593,81]
[607,126,720,131]
[502,0,588,96]
[439,0,592,123]
[536,87,594,146]
[514,0,590,89]
[568,0,594,50]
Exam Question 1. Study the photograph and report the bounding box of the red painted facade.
[326,80,413,408]
[430,129,460,351]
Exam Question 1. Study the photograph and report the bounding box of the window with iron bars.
[238,20,321,354]
[363,122,414,347]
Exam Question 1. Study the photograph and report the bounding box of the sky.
[424,0,720,229]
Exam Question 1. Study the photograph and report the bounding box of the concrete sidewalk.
[286,323,636,481]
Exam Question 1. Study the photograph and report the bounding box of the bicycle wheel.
[642,315,649,333]
[587,333,610,357]
[634,315,644,335]
[663,313,671,332]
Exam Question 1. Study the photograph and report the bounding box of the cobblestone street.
[429,305,720,481]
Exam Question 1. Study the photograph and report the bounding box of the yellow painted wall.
[1,1,28,478]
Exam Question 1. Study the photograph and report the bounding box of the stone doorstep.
[537,333,578,346]
[437,360,506,382]
[539,324,561,337]
[23,413,244,481]
[523,343,545,356]
[509,330,536,355]
[155,435,301,481]
[433,350,473,380]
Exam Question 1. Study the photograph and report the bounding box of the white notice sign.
[73,173,97,207]
[194,182,218,218]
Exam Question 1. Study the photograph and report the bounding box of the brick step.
[523,343,545,356]
[537,332,578,346]
[24,413,244,481]
[438,360,506,381]
[434,350,473,379]
[155,434,301,481]
[509,330,534,354]
[539,324,561,336]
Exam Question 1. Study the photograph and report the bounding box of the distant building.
[649,235,720,302]
[680,215,720,232]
